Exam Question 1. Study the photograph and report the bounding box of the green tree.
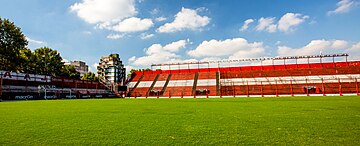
[81,72,98,81]
[0,17,28,71]
[141,68,151,72]
[59,65,80,79]
[18,48,37,73]
[33,47,64,76]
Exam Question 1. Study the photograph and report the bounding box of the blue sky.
[1,0,360,73]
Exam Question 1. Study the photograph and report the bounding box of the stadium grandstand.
[126,53,360,98]
[0,72,117,100]
[0,53,127,100]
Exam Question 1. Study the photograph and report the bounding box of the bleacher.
[163,73,196,97]
[126,61,360,97]
[0,71,110,100]
[128,73,157,97]
[149,74,169,97]
[196,72,217,96]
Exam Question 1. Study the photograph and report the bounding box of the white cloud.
[267,24,277,33]
[187,38,266,59]
[150,8,159,15]
[277,39,360,61]
[96,21,113,30]
[255,17,277,33]
[26,37,46,50]
[196,7,208,12]
[83,31,92,35]
[128,56,136,62]
[70,0,137,24]
[200,57,222,62]
[277,39,350,56]
[347,42,360,60]
[278,13,309,32]
[129,39,189,66]
[275,41,282,45]
[112,17,153,32]
[155,17,167,22]
[253,13,309,33]
[328,0,358,15]
[239,19,254,31]
[331,40,348,49]
[140,33,154,40]
[229,47,266,60]
[106,34,125,39]
[157,7,210,33]
[62,58,69,63]
[26,37,45,45]
[124,65,135,75]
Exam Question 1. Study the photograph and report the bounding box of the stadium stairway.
[160,74,172,96]
[192,72,198,96]
[146,74,160,97]
[131,74,158,97]
[127,75,144,97]
[147,74,169,97]
[216,72,220,96]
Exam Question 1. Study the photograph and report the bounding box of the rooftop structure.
[64,61,89,77]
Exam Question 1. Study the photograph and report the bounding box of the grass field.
[0,96,359,145]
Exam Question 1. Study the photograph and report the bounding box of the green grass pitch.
[0,96,359,145]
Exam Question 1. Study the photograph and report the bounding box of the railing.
[219,76,360,97]
[126,74,360,98]
[99,77,113,91]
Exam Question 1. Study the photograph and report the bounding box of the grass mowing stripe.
[0,96,359,145]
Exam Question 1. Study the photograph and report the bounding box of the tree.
[141,68,151,72]
[0,17,28,72]
[33,47,63,76]
[81,72,98,81]
[18,48,36,73]
[59,65,80,79]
